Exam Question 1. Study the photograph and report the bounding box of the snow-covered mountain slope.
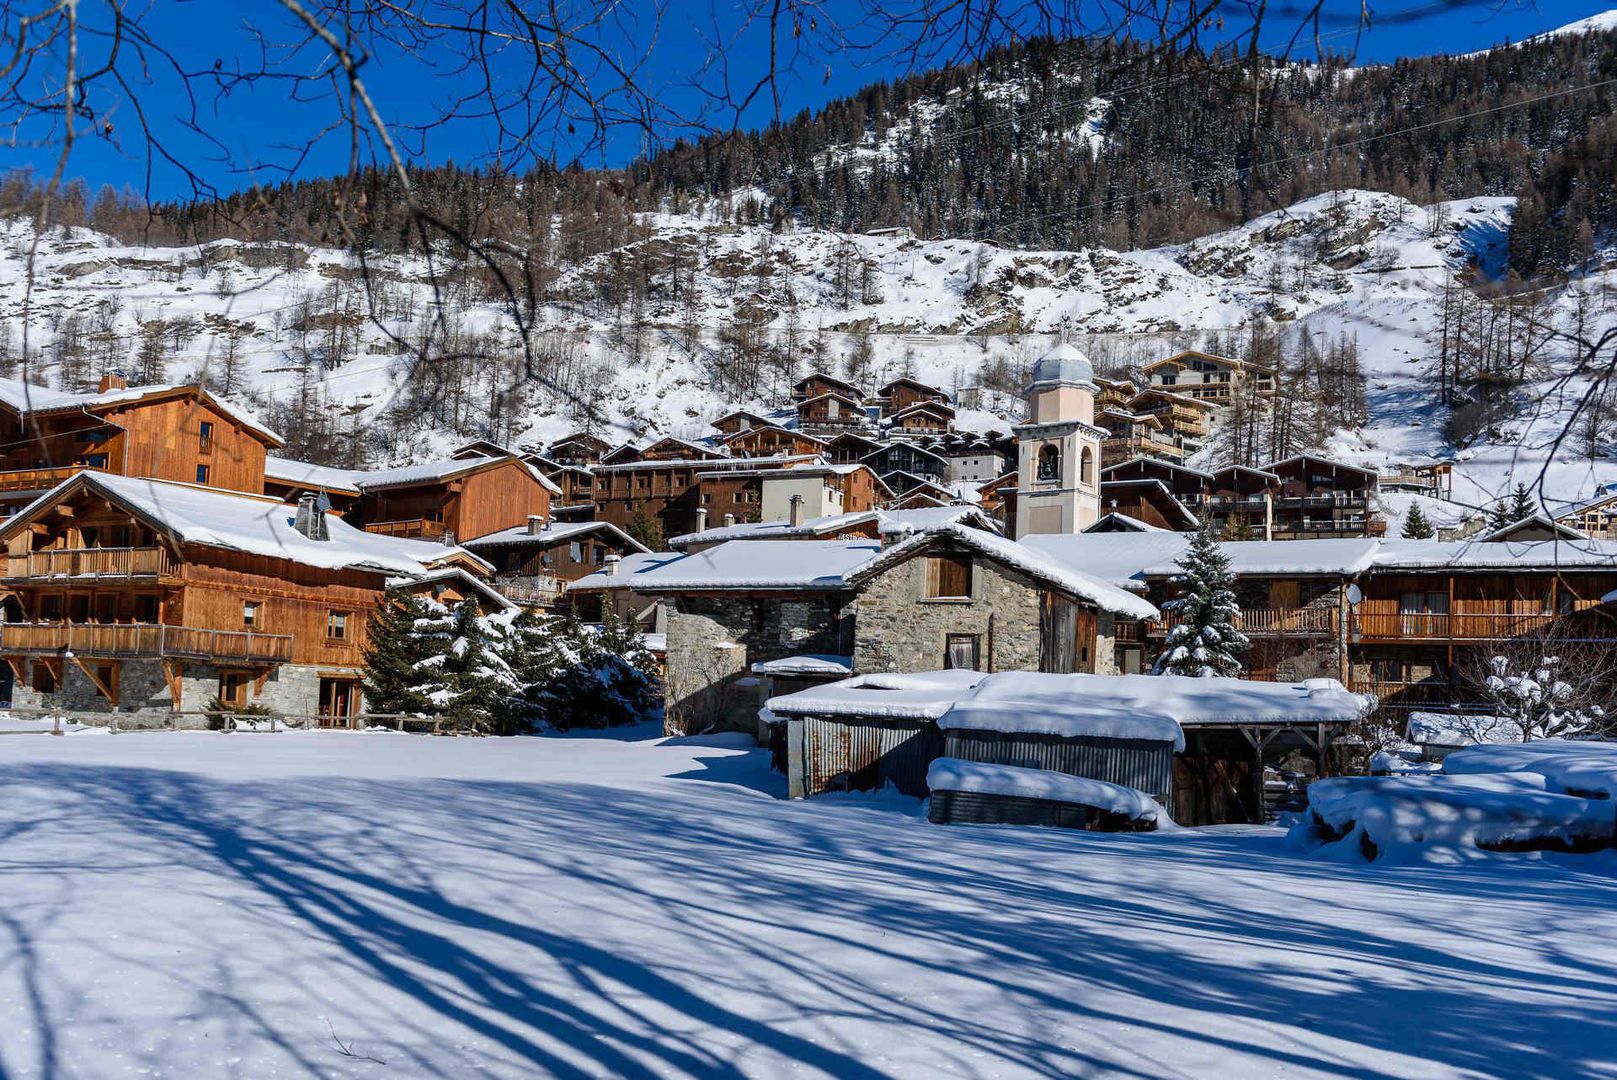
[1,188,1613,512]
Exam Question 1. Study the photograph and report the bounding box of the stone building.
[1014,344,1105,537]
[636,524,1158,734]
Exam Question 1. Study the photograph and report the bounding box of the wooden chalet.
[1142,350,1276,405]
[1126,388,1215,456]
[1101,457,1212,515]
[1557,487,1617,540]
[1097,408,1177,467]
[591,454,814,541]
[641,436,726,462]
[262,457,364,516]
[545,433,611,466]
[0,374,284,509]
[861,441,949,484]
[878,377,950,417]
[354,455,558,542]
[1092,375,1139,412]
[724,425,826,458]
[975,471,1018,529]
[1267,454,1383,539]
[825,431,882,464]
[792,372,863,404]
[0,472,489,725]
[1097,478,1199,531]
[531,456,597,514]
[1206,465,1281,538]
[462,518,649,608]
[711,410,773,437]
[795,390,866,433]
[887,400,955,436]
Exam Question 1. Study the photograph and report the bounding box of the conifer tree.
[362,589,437,716]
[1401,500,1435,539]
[627,507,666,551]
[1154,521,1250,678]
[1487,482,1537,530]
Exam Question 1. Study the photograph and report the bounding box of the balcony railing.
[4,546,172,581]
[0,622,294,662]
[0,464,87,493]
[364,517,446,539]
[494,574,567,606]
[1354,607,1612,641]
[1151,606,1338,637]
[1349,680,1464,708]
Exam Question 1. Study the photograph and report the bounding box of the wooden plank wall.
[455,461,552,539]
[106,396,271,494]
[178,551,385,665]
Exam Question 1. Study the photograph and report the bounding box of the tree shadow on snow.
[1,760,1615,1079]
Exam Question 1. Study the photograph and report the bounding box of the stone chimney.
[293,494,330,541]
[694,507,708,533]
[527,514,546,535]
[788,494,804,527]
[723,513,736,528]
[603,553,622,574]
[98,371,128,393]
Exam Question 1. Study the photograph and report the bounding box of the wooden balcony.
[4,546,172,581]
[1349,680,1467,709]
[1150,607,1338,637]
[0,464,87,493]
[364,517,446,539]
[1,622,294,663]
[1354,605,1615,642]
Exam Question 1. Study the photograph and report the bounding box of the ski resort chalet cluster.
[0,347,1613,831]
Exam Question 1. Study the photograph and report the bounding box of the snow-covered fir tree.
[1487,483,1538,531]
[1154,521,1251,678]
[1401,500,1435,538]
[1481,654,1606,741]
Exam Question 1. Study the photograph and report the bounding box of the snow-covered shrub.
[1480,654,1606,742]
[1153,520,1250,677]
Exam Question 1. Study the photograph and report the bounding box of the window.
[135,595,159,623]
[592,546,605,566]
[218,671,249,708]
[1036,443,1061,482]
[569,541,584,562]
[195,464,210,485]
[94,594,116,622]
[945,634,981,671]
[1080,447,1094,486]
[242,601,260,628]
[85,453,108,469]
[925,555,973,599]
[31,663,57,694]
[68,595,90,623]
[327,610,349,640]
[199,421,214,452]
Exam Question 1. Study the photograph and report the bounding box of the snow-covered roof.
[565,551,687,591]
[356,454,562,495]
[666,505,996,549]
[1267,454,1377,480]
[1084,512,1169,533]
[1143,538,1382,578]
[394,567,518,611]
[1474,514,1587,543]
[1406,711,1516,749]
[462,519,647,552]
[628,539,883,592]
[6,472,478,577]
[766,670,989,720]
[770,670,1369,743]
[1370,538,1617,571]
[264,456,365,494]
[1019,532,1191,590]
[1102,456,1216,481]
[592,454,816,473]
[926,758,1166,821]
[0,377,283,446]
[849,525,1159,619]
[750,654,855,677]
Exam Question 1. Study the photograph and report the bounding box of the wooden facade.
[359,458,553,541]
[725,426,826,458]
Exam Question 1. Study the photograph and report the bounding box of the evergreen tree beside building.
[1154,521,1251,678]
[1402,500,1435,539]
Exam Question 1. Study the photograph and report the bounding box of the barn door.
[1041,593,1078,673]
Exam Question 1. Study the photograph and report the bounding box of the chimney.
[723,513,736,528]
[98,371,128,393]
[527,514,546,535]
[789,494,804,527]
[440,529,456,547]
[603,553,622,574]
[293,494,330,541]
[695,507,708,533]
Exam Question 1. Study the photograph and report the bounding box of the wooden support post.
[69,656,117,704]
[161,659,184,712]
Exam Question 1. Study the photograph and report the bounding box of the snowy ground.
[2,729,1614,1078]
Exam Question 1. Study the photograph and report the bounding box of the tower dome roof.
[1027,343,1095,391]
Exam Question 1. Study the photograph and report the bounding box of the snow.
[1444,739,1617,801]
[9,471,473,576]
[925,758,1165,821]
[1020,531,1189,590]
[1372,538,1617,570]
[937,673,1187,750]
[667,505,995,548]
[1406,711,1516,748]
[462,519,646,550]
[853,524,1160,619]
[1294,771,1616,864]
[750,654,855,677]
[566,550,688,591]
[626,539,883,591]
[264,455,366,493]
[767,669,989,720]
[0,377,283,444]
[3,730,1616,1077]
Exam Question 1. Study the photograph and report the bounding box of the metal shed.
[940,729,1177,815]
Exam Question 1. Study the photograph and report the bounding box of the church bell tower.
[1013,343,1104,537]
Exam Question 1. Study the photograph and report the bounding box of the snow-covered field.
[2,729,1614,1078]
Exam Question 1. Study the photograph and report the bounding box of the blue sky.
[12,1,1614,202]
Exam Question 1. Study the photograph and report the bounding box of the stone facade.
[853,555,1043,674]
[664,594,847,735]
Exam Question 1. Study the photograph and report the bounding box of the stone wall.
[6,657,340,728]
[664,593,845,736]
[853,554,1043,674]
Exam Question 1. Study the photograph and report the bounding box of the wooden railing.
[1354,608,1612,641]
[364,517,445,539]
[1349,680,1462,708]
[4,546,171,580]
[1151,606,1338,637]
[0,464,86,492]
[0,623,294,662]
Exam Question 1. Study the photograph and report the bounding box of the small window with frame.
[924,555,973,600]
[945,634,981,671]
[327,610,349,640]
[195,464,210,485]
[199,421,214,452]
[242,600,260,628]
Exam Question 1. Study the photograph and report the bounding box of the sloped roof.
[1085,512,1170,533]
[264,456,365,495]
[462,520,647,552]
[1474,514,1587,543]
[566,551,687,592]
[666,505,997,549]
[848,524,1158,618]
[626,539,884,592]
[2,472,481,577]
[0,377,283,446]
[353,454,562,496]
[393,567,518,611]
